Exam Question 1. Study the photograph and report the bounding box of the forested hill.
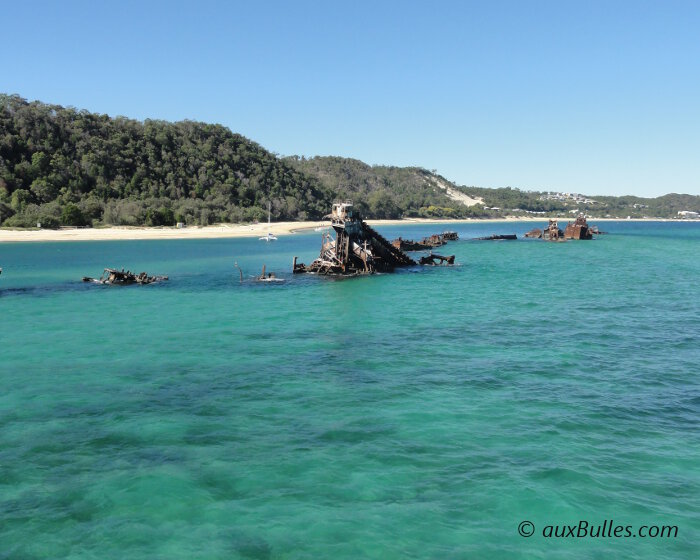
[1,94,698,227]
[283,156,484,219]
[284,156,700,219]
[0,94,335,227]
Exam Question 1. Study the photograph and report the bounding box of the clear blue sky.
[2,0,699,197]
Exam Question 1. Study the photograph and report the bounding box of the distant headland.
[1,94,698,231]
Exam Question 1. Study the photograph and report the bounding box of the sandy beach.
[0,218,518,243]
[0,217,687,243]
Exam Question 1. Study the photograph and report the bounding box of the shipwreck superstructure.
[294,202,417,275]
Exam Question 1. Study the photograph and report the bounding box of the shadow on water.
[0,280,171,299]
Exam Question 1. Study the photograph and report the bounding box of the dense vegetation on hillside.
[289,157,700,219]
[283,156,483,219]
[588,193,700,219]
[0,94,334,227]
[286,156,588,217]
[1,95,698,227]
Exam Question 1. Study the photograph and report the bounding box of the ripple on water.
[0,222,698,559]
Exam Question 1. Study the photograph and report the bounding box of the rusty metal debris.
[543,219,565,241]
[293,202,456,275]
[294,202,415,275]
[391,231,458,251]
[530,215,601,241]
[257,264,284,282]
[291,257,307,274]
[524,228,543,238]
[564,214,595,239]
[82,268,168,285]
[392,236,442,251]
[474,234,517,241]
[419,253,455,266]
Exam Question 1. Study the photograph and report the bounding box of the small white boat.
[259,202,277,241]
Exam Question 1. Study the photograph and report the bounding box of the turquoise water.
[1,221,698,559]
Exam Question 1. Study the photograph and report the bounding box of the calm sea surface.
[1,221,698,559]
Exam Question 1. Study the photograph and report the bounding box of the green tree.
[0,201,15,223]
[30,178,58,203]
[146,206,175,226]
[31,151,49,175]
[367,189,399,219]
[10,189,32,213]
[61,203,89,226]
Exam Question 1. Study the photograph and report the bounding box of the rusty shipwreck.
[82,268,168,285]
[525,214,602,241]
[563,214,597,240]
[293,202,454,276]
[391,231,459,252]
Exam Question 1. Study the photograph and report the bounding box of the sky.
[2,0,699,197]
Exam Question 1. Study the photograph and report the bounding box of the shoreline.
[0,217,694,243]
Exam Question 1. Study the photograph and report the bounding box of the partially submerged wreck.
[82,268,168,285]
[294,202,415,275]
[392,236,442,251]
[564,214,595,240]
[419,253,455,266]
[543,219,564,241]
[528,215,601,241]
[474,234,517,241]
[391,231,459,251]
[257,265,284,283]
[293,202,455,276]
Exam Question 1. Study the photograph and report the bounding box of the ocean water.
[1,221,698,559]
